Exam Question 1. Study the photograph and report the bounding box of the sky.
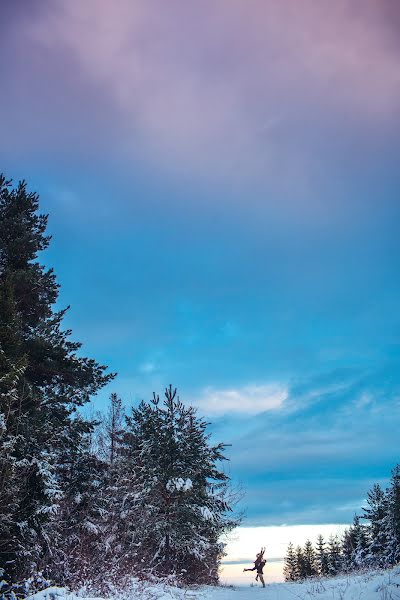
[1,0,400,577]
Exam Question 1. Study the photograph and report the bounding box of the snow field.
[28,566,400,600]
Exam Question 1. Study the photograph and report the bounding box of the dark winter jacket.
[257,560,266,574]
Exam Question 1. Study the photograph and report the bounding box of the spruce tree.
[351,515,368,567]
[0,175,114,585]
[121,385,238,584]
[96,393,125,464]
[92,394,132,589]
[316,535,329,576]
[0,353,27,584]
[283,542,297,581]
[362,484,388,566]
[295,546,306,580]
[303,540,318,578]
[341,527,355,572]
[362,483,388,566]
[327,535,342,575]
[382,465,400,565]
[51,421,108,589]
[107,393,125,465]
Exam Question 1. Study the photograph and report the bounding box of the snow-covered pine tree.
[50,419,108,590]
[283,542,297,581]
[88,394,133,590]
[96,393,125,465]
[362,483,388,566]
[295,546,306,580]
[382,465,400,566]
[341,526,356,572]
[0,175,114,587]
[316,535,329,576]
[327,535,342,575]
[351,515,368,568]
[0,350,28,587]
[302,540,318,578]
[107,393,125,465]
[122,386,238,584]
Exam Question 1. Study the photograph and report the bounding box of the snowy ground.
[28,566,400,600]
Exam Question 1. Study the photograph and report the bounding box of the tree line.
[0,175,238,598]
[284,465,400,581]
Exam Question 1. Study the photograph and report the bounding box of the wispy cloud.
[195,383,288,415]
[207,367,400,525]
[138,361,157,375]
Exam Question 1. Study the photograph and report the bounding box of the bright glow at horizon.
[220,525,348,585]
[223,525,348,563]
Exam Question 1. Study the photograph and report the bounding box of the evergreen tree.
[284,465,400,581]
[362,483,388,566]
[341,527,356,572]
[0,353,27,583]
[107,393,125,465]
[121,386,238,584]
[327,535,342,575]
[351,515,368,568]
[0,175,114,586]
[303,540,318,577]
[50,421,108,589]
[382,465,400,565]
[295,546,306,580]
[96,393,125,464]
[316,535,329,576]
[91,395,133,589]
[283,542,297,581]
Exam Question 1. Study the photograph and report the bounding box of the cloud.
[207,366,400,526]
[14,0,400,195]
[195,383,288,415]
[138,361,157,375]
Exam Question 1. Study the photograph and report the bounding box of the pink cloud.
[18,0,400,192]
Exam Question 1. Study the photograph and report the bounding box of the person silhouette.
[243,547,266,587]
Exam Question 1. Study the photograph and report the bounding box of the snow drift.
[27,565,400,600]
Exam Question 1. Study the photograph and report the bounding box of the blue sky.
[1,0,400,531]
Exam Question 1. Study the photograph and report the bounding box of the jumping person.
[255,557,266,588]
[243,547,266,587]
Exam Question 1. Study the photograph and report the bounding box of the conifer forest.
[284,467,400,581]
[0,175,238,597]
